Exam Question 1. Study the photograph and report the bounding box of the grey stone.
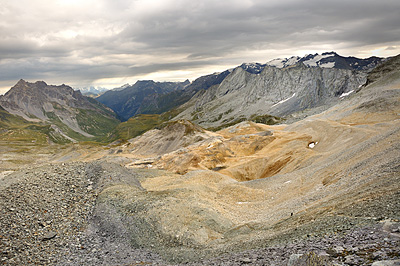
[371,260,400,266]
[240,257,253,263]
[42,231,57,241]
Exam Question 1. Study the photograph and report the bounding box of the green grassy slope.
[0,106,71,144]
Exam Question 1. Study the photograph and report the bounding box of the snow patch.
[339,90,354,98]
[243,62,258,67]
[308,141,318,148]
[267,58,285,68]
[286,56,301,66]
[271,93,296,107]
[303,54,333,67]
[267,56,301,68]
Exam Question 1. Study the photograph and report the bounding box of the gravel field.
[1,161,399,265]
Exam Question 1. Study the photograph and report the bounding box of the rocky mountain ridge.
[266,51,384,70]
[175,62,367,128]
[0,80,119,142]
[94,52,385,125]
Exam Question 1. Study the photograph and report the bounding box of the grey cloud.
[120,0,400,56]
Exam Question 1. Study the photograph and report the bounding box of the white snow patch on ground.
[339,90,354,98]
[272,93,296,107]
[308,141,318,148]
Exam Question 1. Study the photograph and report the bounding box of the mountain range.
[0,52,388,142]
[175,61,367,128]
[0,80,119,142]
[95,52,385,127]
[266,51,383,70]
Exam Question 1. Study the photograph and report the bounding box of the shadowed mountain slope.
[96,80,190,121]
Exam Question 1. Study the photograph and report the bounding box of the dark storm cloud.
[0,0,399,93]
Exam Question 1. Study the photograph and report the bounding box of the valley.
[0,53,399,265]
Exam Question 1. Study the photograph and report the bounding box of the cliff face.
[175,64,367,127]
[0,80,119,141]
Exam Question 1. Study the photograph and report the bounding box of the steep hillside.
[138,70,232,117]
[365,54,400,85]
[0,105,74,145]
[175,63,367,128]
[96,80,190,121]
[0,80,120,142]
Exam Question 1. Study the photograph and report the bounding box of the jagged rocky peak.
[9,79,47,92]
[0,79,119,141]
[16,78,29,86]
[239,62,266,74]
[231,52,383,76]
[3,80,83,107]
[266,56,302,68]
[266,51,384,70]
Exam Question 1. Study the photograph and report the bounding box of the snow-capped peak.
[267,56,301,68]
[302,53,335,67]
[240,62,266,74]
[267,52,338,69]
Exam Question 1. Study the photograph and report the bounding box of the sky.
[1,0,400,94]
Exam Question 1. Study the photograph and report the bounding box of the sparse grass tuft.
[250,114,283,125]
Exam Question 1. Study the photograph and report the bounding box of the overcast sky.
[1,0,399,94]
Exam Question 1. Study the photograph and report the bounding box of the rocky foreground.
[0,161,399,265]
